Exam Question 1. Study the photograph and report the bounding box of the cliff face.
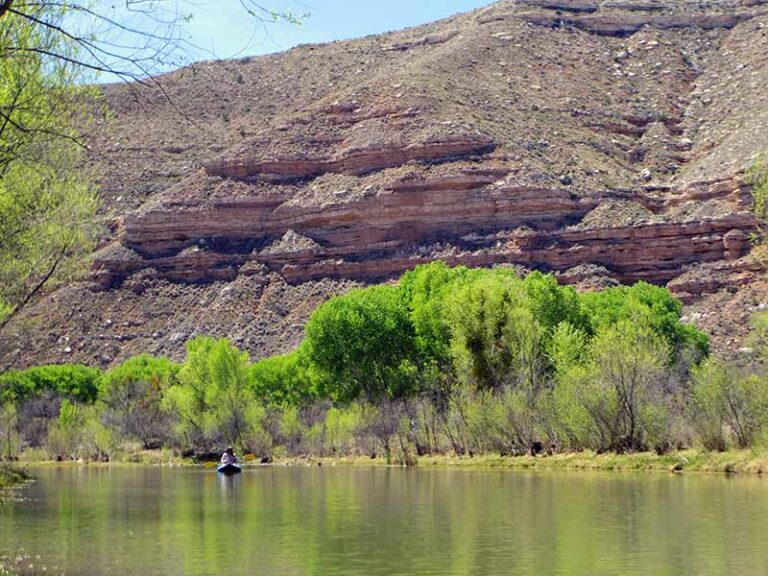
[4,0,768,367]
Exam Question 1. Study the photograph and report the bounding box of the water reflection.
[217,470,241,501]
[1,466,767,576]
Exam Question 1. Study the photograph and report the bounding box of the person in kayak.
[220,447,238,466]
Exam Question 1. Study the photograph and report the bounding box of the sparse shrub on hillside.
[748,151,768,243]
[746,311,768,367]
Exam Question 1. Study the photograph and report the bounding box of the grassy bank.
[13,449,768,476]
[0,466,29,490]
[278,450,768,475]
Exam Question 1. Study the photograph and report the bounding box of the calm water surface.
[1,465,767,575]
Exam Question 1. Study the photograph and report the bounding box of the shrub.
[0,364,100,405]
[691,360,768,450]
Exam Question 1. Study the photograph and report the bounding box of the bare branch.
[0,239,71,332]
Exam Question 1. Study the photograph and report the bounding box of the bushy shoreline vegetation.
[1,263,767,468]
[0,466,27,489]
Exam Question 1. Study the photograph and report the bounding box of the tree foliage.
[581,282,709,361]
[163,336,256,451]
[248,350,313,407]
[691,359,768,450]
[0,363,99,404]
[305,285,419,403]
[99,355,180,448]
[0,1,98,327]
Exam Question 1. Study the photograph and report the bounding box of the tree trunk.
[0,1,15,19]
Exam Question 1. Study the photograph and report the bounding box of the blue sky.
[187,0,491,58]
[80,1,493,81]
[182,1,491,61]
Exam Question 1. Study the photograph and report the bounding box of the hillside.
[3,0,768,368]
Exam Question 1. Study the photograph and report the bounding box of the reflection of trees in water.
[4,467,768,575]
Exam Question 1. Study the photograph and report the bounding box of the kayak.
[217,463,242,475]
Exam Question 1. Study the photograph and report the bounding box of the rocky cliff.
[4,0,768,367]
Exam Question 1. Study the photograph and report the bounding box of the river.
[1,465,767,575]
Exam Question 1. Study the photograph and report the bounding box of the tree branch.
[0,239,71,333]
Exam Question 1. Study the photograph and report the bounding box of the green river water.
[1,465,767,575]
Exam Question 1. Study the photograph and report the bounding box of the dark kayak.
[217,463,242,475]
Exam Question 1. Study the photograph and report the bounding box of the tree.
[0,401,18,459]
[0,2,98,329]
[400,262,477,369]
[99,355,179,449]
[248,348,313,406]
[446,275,525,391]
[583,323,670,452]
[691,359,768,450]
[581,282,709,362]
[0,363,100,404]
[162,336,256,452]
[446,273,565,394]
[304,285,419,403]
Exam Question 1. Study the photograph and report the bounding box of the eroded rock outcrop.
[204,132,496,182]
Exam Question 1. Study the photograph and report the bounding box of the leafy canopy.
[0,1,98,327]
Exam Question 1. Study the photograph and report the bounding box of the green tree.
[99,355,179,449]
[0,2,98,328]
[400,262,477,368]
[588,323,670,452]
[0,402,18,460]
[446,274,526,391]
[690,360,731,451]
[163,337,256,452]
[0,363,100,404]
[691,360,768,450]
[521,271,587,337]
[554,323,671,453]
[581,282,708,362]
[304,285,419,403]
[248,349,313,406]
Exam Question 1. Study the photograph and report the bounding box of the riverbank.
[13,449,768,476]
[277,450,768,475]
[0,467,29,490]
